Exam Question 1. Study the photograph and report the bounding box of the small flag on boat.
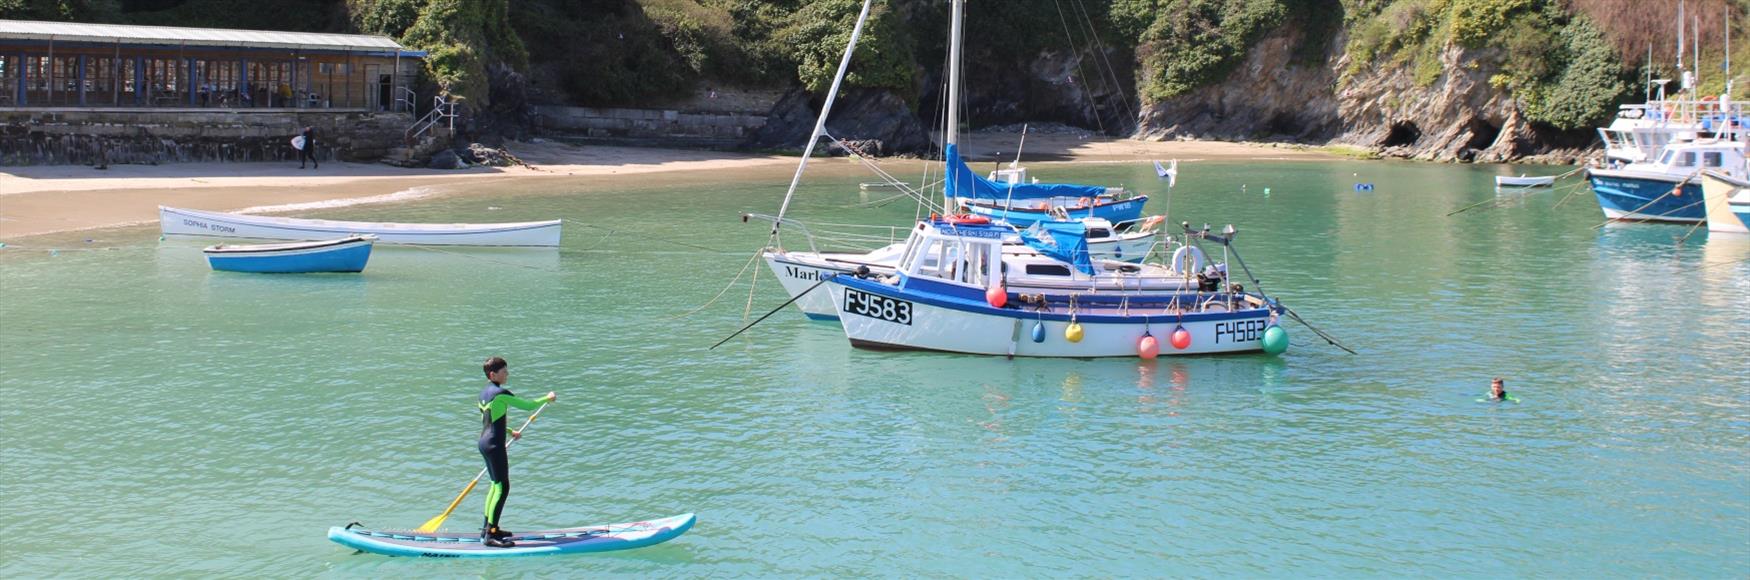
[1155,159,1177,188]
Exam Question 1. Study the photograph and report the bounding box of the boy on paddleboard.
[478,357,556,547]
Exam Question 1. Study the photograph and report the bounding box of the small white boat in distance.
[1495,174,1557,188]
[160,206,562,247]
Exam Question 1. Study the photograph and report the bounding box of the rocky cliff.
[1134,27,1597,163]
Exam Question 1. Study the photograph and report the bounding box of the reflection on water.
[1,160,1746,577]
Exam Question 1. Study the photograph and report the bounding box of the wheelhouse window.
[1703,152,1723,167]
[1677,152,1696,167]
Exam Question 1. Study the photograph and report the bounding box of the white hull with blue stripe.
[161,206,561,247]
[827,274,1276,357]
[204,235,375,273]
[813,218,1280,357]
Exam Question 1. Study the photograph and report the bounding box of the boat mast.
[770,0,876,238]
[946,0,964,148]
[940,0,965,213]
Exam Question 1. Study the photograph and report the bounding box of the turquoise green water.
[2,159,1746,577]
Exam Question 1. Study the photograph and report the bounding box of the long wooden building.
[0,20,424,111]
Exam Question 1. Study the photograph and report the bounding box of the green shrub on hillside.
[1449,0,1534,47]
[1517,16,1630,129]
[1111,0,1288,100]
[782,0,916,93]
[400,0,526,107]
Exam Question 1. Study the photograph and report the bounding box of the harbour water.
[1,159,1746,576]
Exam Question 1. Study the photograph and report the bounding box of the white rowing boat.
[159,206,562,247]
[1495,174,1557,188]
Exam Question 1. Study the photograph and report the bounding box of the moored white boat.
[1495,174,1557,188]
[203,235,376,273]
[160,206,562,247]
[759,215,1187,320]
[820,217,1284,358]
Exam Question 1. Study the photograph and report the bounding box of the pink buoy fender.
[1170,325,1192,350]
[1138,332,1160,359]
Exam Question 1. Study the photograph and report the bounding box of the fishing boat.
[204,235,375,273]
[762,214,1198,321]
[160,206,562,247]
[1495,174,1557,188]
[821,217,1284,357]
[1586,138,1747,223]
[1700,170,1750,234]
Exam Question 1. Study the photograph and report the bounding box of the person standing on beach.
[298,126,318,169]
[476,357,556,548]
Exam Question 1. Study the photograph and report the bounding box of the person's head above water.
[1491,377,1505,396]
[483,356,509,385]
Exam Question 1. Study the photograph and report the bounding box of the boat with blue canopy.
[944,143,1148,227]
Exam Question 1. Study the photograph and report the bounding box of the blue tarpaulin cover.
[1019,220,1095,275]
[944,143,1107,202]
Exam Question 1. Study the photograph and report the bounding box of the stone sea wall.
[0,110,417,166]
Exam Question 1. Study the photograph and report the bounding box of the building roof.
[0,19,415,54]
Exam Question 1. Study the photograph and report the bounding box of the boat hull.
[161,206,562,247]
[204,237,374,273]
[1496,176,1555,187]
[1586,171,1705,223]
[825,275,1274,357]
[1700,171,1750,234]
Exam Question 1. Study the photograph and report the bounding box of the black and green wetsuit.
[478,382,544,534]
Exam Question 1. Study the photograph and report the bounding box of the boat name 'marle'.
[1214,319,1268,343]
[784,265,822,281]
[182,218,237,234]
[844,289,913,325]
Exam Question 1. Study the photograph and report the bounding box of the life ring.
[1170,245,1207,274]
[943,214,991,225]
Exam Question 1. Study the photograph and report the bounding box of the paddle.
[415,401,550,533]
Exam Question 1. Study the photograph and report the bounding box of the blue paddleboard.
[328,513,694,558]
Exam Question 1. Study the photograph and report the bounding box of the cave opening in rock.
[1463,118,1500,151]
[1382,121,1421,147]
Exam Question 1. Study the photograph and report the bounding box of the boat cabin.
[895,219,1006,292]
[889,218,1205,296]
[1633,139,1749,180]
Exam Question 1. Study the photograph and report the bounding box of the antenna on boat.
[1678,0,1687,93]
[769,0,875,240]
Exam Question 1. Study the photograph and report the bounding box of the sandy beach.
[0,136,1333,240]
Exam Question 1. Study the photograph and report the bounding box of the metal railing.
[405,95,458,144]
[393,86,416,114]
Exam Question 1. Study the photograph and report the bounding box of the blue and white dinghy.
[203,235,375,273]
